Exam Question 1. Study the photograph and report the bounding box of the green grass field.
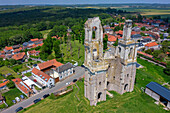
[40,29,52,39]
[2,88,25,107]
[0,66,20,79]
[59,40,85,66]
[21,58,170,113]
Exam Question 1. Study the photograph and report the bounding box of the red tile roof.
[38,59,63,70]
[13,47,22,53]
[0,55,5,58]
[12,52,25,60]
[142,36,152,39]
[32,68,51,81]
[5,46,13,51]
[30,38,39,42]
[28,50,40,55]
[0,51,5,54]
[12,78,33,96]
[108,35,116,42]
[145,42,158,47]
[115,30,123,35]
[137,51,153,58]
[37,43,43,47]
[0,80,9,88]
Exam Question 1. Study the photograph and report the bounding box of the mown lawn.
[0,66,20,78]
[21,58,169,113]
[2,88,25,107]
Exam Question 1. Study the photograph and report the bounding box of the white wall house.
[53,62,73,80]
[145,42,159,50]
[32,68,55,88]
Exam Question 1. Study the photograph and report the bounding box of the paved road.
[21,69,32,75]
[30,58,45,63]
[2,66,85,113]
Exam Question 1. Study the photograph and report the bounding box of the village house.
[31,68,55,88]
[3,46,13,53]
[0,79,9,90]
[145,42,159,50]
[51,62,73,80]
[12,52,26,61]
[12,78,34,97]
[27,50,40,58]
[12,47,22,54]
[145,82,170,109]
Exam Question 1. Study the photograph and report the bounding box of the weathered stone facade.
[84,17,138,106]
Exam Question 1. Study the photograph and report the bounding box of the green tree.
[163,62,170,75]
[6,81,15,89]
[113,38,118,46]
[141,27,146,31]
[145,49,152,55]
[103,34,108,50]
[153,50,161,58]
[161,41,169,53]
[53,40,61,58]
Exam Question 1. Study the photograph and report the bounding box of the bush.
[49,93,56,99]
[6,81,15,89]
[6,75,15,80]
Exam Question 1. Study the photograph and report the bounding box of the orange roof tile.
[12,78,33,95]
[145,42,158,47]
[142,36,152,39]
[0,51,5,54]
[0,80,9,88]
[0,55,5,58]
[28,50,40,55]
[115,30,123,35]
[37,43,43,47]
[12,52,25,60]
[137,51,153,58]
[5,46,13,51]
[108,35,116,42]
[30,38,39,42]
[38,59,63,70]
[32,68,51,81]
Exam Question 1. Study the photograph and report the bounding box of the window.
[119,47,121,53]
[45,79,47,81]
[40,75,42,77]
[42,77,45,79]
[99,82,101,85]
[127,74,129,77]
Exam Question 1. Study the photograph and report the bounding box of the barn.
[145,82,170,109]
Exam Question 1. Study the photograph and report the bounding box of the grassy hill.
[21,58,170,113]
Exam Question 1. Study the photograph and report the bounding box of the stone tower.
[107,20,137,94]
[84,17,109,106]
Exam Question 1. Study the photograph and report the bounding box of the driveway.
[2,66,85,113]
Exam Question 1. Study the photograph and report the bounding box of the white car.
[66,82,70,86]
[15,97,21,102]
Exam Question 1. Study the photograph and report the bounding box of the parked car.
[15,97,20,102]
[12,100,16,104]
[66,82,70,86]
[15,107,23,112]
[43,94,49,99]
[20,95,25,99]
[73,79,77,83]
[33,98,41,104]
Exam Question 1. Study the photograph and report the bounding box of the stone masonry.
[84,17,138,106]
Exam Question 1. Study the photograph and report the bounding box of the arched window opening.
[124,84,128,91]
[92,26,97,39]
[98,92,102,99]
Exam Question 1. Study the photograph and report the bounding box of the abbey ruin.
[84,17,138,106]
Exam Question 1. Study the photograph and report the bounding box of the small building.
[12,52,26,61]
[27,50,40,57]
[32,68,55,88]
[52,62,73,80]
[0,79,9,90]
[145,82,170,109]
[12,78,34,97]
[145,42,159,50]
[3,46,13,53]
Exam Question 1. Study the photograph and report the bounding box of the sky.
[0,0,170,5]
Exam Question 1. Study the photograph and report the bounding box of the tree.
[157,53,166,61]
[103,34,108,50]
[113,38,118,47]
[141,27,146,31]
[161,41,169,53]
[53,40,61,58]
[6,81,15,89]
[153,50,161,58]
[145,49,152,55]
[163,62,170,75]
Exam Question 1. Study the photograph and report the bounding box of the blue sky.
[0,0,170,5]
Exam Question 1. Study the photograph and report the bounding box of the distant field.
[21,58,170,113]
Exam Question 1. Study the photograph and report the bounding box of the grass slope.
[21,58,169,113]
[0,66,20,78]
